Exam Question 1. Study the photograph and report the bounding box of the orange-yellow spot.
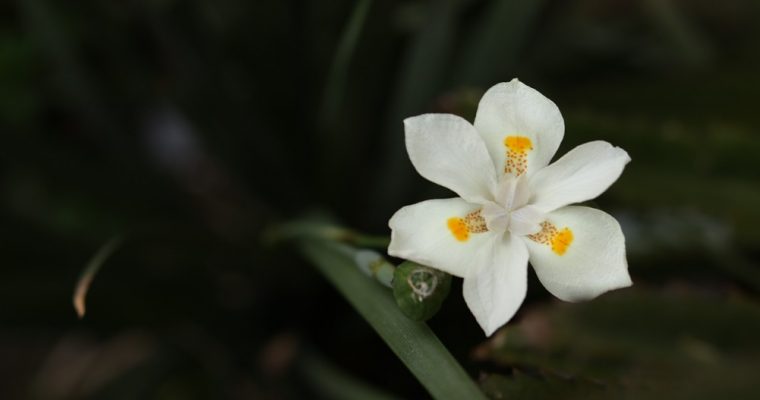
[527,222,574,256]
[550,228,574,255]
[503,135,533,175]
[504,136,533,153]
[447,217,469,241]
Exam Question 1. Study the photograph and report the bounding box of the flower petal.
[474,79,564,178]
[525,206,631,302]
[463,234,528,336]
[528,141,631,213]
[389,198,496,278]
[404,114,498,204]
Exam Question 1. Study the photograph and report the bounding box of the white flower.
[388,79,632,336]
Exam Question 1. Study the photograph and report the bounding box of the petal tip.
[618,271,634,288]
[470,309,505,337]
[608,143,632,164]
[482,316,508,337]
[481,324,499,337]
[402,115,419,126]
[621,149,632,164]
[559,274,633,303]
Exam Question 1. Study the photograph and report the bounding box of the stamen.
[447,210,488,242]
[527,221,574,255]
[527,221,557,245]
[464,210,488,233]
[503,135,533,176]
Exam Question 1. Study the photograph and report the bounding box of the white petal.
[525,206,631,302]
[463,234,528,336]
[474,79,564,178]
[528,141,631,213]
[388,198,497,278]
[404,114,498,204]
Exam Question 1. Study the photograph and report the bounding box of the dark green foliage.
[478,289,760,399]
[2,0,760,398]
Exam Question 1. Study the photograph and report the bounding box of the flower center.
[444,175,545,242]
[481,174,543,236]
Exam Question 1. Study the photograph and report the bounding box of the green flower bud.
[392,261,452,321]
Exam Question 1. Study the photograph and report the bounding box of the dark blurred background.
[2,0,760,399]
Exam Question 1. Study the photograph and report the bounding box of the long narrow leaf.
[73,236,124,318]
[370,0,461,211]
[456,0,544,86]
[299,238,487,400]
[321,0,374,125]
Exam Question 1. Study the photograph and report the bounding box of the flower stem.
[264,220,389,249]
[334,230,391,249]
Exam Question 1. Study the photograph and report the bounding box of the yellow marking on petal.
[550,228,574,255]
[447,210,488,242]
[447,217,469,242]
[527,221,574,256]
[503,135,533,176]
[504,136,533,153]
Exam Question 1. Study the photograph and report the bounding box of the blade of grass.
[455,0,545,86]
[18,0,118,142]
[321,0,374,126]
[369,0,461,212]
[317,0,374,200]
[73,236,124,318]
[299,237,487,400]
[641,0,711,68]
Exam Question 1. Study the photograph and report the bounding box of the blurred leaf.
[616,170,760,245]
[563,103,760,246]
[321,0,373,126]
[73,236,124,318]
[456,0,545,86]
[371,0,462,211]
[317,0,374,191]
[0,34,41,126]
[19,0,116,137]
[475,288,760,399]
[642,0,712,68]
[480,370,609,400]
[299,237,487,400]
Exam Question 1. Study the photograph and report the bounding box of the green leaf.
[299,238,487,400]
[321,0,373,126]
[455,0,545,86]
[370,0,461,210]
[476,289,760,399]
[392,261,452,321]
[480,371,609,400]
